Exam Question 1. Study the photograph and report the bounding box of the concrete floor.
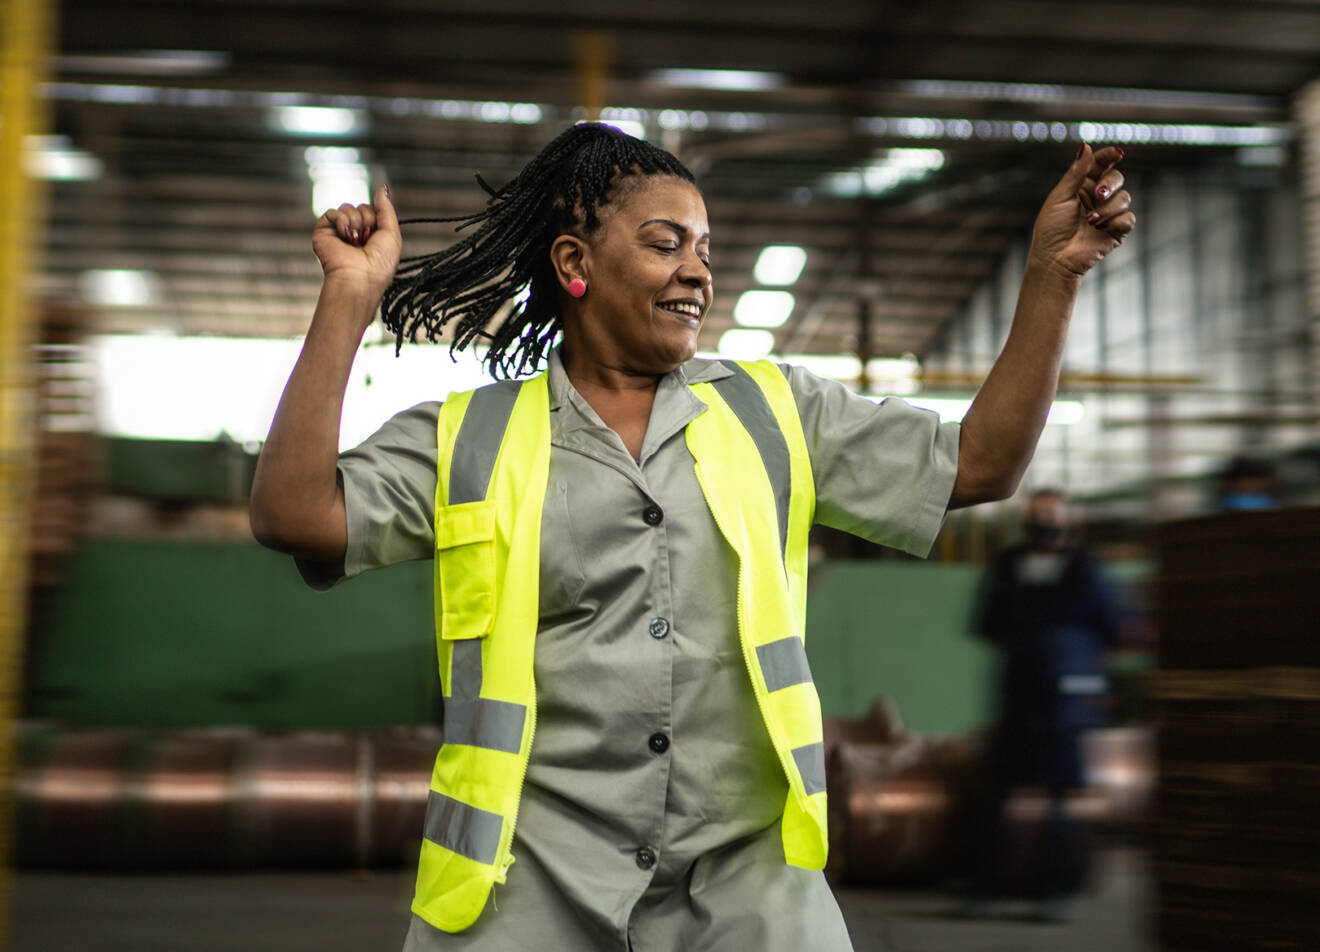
[14,848,1151,951]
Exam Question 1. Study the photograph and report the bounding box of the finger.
[336,203,364,244]
[1102,210,1136,241]
[1086,190,1132,228]
[373,184,399,235]
[356,203,377,242]
[1094,169,1125,203]
[1050,142,1096,201]
[1092,146,1125,170]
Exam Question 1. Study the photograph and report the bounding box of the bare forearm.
[951,251,1081,507]
[249,277,381,555]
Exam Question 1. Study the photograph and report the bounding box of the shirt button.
[642,505,664,526]
[648,617,670,639]
[648,732,670,754]
[635,846,657,870]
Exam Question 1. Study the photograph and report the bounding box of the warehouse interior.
[5,0,1320,949]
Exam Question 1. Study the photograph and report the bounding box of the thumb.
[1049,142,1094,200]
[373,184,399,234]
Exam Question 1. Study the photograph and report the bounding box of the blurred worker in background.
[1217,455,1281,510]
[961,488,1121,922]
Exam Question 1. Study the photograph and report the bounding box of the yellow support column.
[573,30,612,122]
[0,0,55,941]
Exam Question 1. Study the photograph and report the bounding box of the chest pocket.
[435,499,497,641]
[537,480,587,617]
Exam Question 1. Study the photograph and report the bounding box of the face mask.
[1220,492,1277,511]
[1024,522,1068,548]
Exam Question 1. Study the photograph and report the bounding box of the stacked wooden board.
[1154,507,1320,951]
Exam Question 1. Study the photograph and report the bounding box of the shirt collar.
[545,347,733,411]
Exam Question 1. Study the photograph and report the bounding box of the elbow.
[248,477,346,562]
[248,494,286,551]
[949,462,1024,509]
[247,481,300,553]
[950,426,1028,508]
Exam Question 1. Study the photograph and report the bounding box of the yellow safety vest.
[413,360,825,934]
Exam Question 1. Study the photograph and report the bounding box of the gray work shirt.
[299,350,960,951]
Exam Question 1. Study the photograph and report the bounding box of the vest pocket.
[435,500,498,640]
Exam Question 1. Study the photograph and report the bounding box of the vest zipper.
[495,680,536,884]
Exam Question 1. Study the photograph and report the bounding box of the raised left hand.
[1030,144,1135,277]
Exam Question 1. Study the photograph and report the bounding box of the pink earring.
[568,278,587,299]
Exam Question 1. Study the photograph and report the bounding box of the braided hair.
[381,123,697,379]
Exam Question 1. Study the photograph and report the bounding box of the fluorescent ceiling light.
[651,68,787,92]
[55,50,230,76]
[603,120,646,139]
[305,146,369,215]
[754,246,807,286]
[597,110,648,139]
[855,115,1290,148]
[23,135,102,181]
[717,329,776,361]
[824,148,946,198]
[80,269,159,307]
[273,105,364,136]
[891,79,1277,113]
[734,291,795,329]
[1237,146,1288,167]
[777,353,920,395]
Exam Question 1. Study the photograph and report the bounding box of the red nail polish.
[351,229,360,243]
[1087,212,1101,225]
[384,184,391,199]
[1097,186,1111,200]
[1076,142,1087,160]
[1115,147,1125,159]
[362,226,372,241]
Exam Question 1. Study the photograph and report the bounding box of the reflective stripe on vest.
[414,360,824,934]
[416,377,550,934]
[685,360,826,867]
[709,361,792,554]
[440,381,529,755]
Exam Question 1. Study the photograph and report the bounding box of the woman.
[250,123,1133,950]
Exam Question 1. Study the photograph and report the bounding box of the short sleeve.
[781,364,960,558]
[295,401,441,589]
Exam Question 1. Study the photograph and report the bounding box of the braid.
[380,122,696,379]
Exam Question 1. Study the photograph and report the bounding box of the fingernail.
[1115,147,1125,159]
[1076,142,1087,160]
[1086,212,1101,225]
[362,226,372,241]
[384,184,391,199]
[351,229,361,243]
[1097,186,1111,200]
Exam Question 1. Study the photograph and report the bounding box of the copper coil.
[826,738,963,885]
[16,728,134,869]
[127,729,248,867]
[367,728,443,867]
[14,725,443,871]
[236,732,373,868]
[14,721,1149,877]
[826,727,1155,886]
[1083,726,1156,833]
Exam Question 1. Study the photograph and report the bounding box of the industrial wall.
[926,167,1312,513]
[29,542,995,734]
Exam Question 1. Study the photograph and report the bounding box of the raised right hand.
[312,184,402,298]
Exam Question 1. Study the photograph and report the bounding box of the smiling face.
[558,175,713,377]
